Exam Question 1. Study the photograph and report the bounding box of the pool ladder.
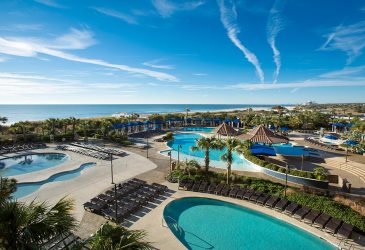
[162,216,184,235]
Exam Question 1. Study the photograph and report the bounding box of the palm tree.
[80,120,90,141]
[45,118,58,136]
[0,177,17,203]
[69,117,79,140]
[87,223,154,250]
[191,137,223,173]
[0,116,7,124]
[100,120,112,138]
[12,121,31,141]
[185,108,190,125]
[220,138,245,184]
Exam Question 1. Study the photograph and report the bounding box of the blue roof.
[344,140,358,146]
[224,119,231,122]
[233,118,240,123]
[324,135,339,140]
[280,127,290,131]
[250,145,276,156]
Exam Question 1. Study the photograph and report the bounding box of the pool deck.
[1,144,157,222]
[131,181,346,250]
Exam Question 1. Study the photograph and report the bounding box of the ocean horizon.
[0,104,293,124]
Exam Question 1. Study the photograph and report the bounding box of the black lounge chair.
[303,210,321,224]
[337,223,353,239]
[198,181,209,192]
[249,191,262,202]
[207,183,217,193]
[214,184,225,195]
[324,218,342,234]
[220,185,231,196]
[83,202,104,213]
[152,183,168,192]
[265,196,280,208]
[284,202,300,215]
[256,193,270,205]
[235,188,247,199]
[243,189,255,200]
[293,206,311,220]
[229,186,240,198]
[184,180,194,191]
[314,213,331,228]
[192,181,202,192]
[274,199,289,211]
[178,179,188,189]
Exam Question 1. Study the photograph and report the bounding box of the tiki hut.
[238,125,288,144]
[213,123,238,137]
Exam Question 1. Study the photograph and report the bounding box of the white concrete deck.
[131,182,344,250]
[3,145,157,221]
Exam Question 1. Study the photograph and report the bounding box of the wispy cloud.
[34,0,64,8]
[217,0,264,83]
[193,73,207,76]
[0,57,8,63]
[266,0,285,84]
[0,28,178,82]
[320,65,365,78]
[143,58,174,69]
[92,7,138,25]
[320,21,365,64]
[0,24,43,32]
[152,0,204,18]
[0,72,72,82]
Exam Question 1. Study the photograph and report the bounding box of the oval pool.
[163,197,335,250]
[0,153,69,177]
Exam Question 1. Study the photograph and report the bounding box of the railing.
[162,216,184,235]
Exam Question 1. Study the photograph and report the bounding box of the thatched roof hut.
[213,123,238,137]
[238,125,288,144]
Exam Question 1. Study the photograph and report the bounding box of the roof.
[213,123,238,136]
[238,125,288,144]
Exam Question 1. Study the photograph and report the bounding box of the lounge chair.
[249,191,262,202]
[220,185,231,196]
[313,213,331,228]
[274,199,289,211]
[198,181,209,192]
[243,189,255,200]
[303,210,321,224]
[214,184,225,195]
[207,183,217,193]
[256,193,270,205]
[337,223,353,239]
[178,179,188,190]
[324,218,342,234]
[283,202,300,215]
[235,188,247,199]
[229,186,240,198]
[184,180,194,191]
[192,181,202,192]
[293,206,311,220]
[265,196,280,208]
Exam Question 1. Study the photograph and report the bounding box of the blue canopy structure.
[204,118,212,122]
[324,135,339,140]
[344,140,358,146]
[186,118,192,122]
[224,119,231,123]
[280,127,290,132]
[250,145,276,156]
[332,123,345,127]
[194,117,202,121]
[233,118,240,123]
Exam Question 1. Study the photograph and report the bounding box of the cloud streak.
[266,0,285,84]
[143,59,174,69]
[92,7,138,25]
[217,0,264,83]
[320,21,365,64]
[152,0,204,18]
[0,29,178,82]
[34,0,64,8]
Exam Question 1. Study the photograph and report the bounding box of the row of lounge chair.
[70,142,126,156]
[305,137,344,152]
[83,178,168,223]
[128,129,165,139]
[0,143,47,155]
[56,145,110,160]
[179,179,354,241]
[39,232,86,250]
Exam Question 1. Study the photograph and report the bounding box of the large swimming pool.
[0,153,69,177]
[272,144,319,157]
[161,133,260,171]
[164,197,335,250]
[14,162,96,199]
[180,127,214,132]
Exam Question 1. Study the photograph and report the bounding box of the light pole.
[167,150,172,175]
[146,136,149,158]
[177,145,182,167]
[114,183,118,222]
[284,163,290,197]
[110,153,114,184]
[345,145,349,163]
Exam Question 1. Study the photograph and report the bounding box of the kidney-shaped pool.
[163,197,336,250]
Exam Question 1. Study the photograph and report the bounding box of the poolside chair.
[198,181,209,193]
[303,210,321,224]
[337,223,353,239]
[220,185,231,196]
[256,193,270,205]
[192,181,202,192]
[324,218,342,234]
[249,191,263,202]
[274,199,289,211]
[235,188,247,199]
[293,206,311,220]
[229,186,240,198]
[283,202,300,215]
[243,189,255,200]
[313,213,331,229]
[214,183,225,195]
[185,180,195,191]
[265,196,280,208]
[207,183,217,193]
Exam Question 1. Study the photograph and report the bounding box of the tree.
[87,223,154,250]
[100,120,112,138]
[0,116,7,124]
[191,137,223,173]
[69,117,80,139]
[220,138,244,184]
[11,121,31,141]
[0,177,17,203]
[46,118,58,136]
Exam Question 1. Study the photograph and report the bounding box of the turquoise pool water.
[272,144,319,157]
[180,127,214,132]
[161,133,260,171]
[164,197,335,250]
[13,162,96,199]
[0,153,69,177]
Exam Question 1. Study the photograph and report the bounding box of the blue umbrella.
[344,140,358,146]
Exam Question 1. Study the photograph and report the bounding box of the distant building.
[303,101,317,106]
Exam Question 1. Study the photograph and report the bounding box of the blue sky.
[0,0,364,104]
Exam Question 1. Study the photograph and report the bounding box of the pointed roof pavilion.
[238,125,288,144]
[213,123,238,137]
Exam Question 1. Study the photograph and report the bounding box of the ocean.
[0,104,289,124]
